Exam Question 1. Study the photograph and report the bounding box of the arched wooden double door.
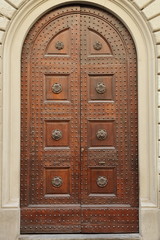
[21,5,138,233]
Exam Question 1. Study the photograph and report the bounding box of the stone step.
[18,234,142,240]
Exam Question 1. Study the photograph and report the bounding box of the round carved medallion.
[52,83,62,94]
[52,129,62,141]
[96,82,106,94]
[93,41,102,50]
[52,176,63,188]
[55,41,64,50]
[96,129,107,140]
[97,176,108,188]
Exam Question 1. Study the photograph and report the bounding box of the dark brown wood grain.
[20,5,138,233]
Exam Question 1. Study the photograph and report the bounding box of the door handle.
[81,147,85,152]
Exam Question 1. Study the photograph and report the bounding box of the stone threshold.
[18,234,142,240]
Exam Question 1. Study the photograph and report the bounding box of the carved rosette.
[52,129,62,141]
[52,83,62,94]
[55,41,64,50]
[96,82,106,94]
[96,129,107,140]
[97,176,108,188]
[93,41,102,50]
[52,176,63,188]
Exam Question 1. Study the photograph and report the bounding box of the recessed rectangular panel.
[89,167,116,194]
[88,120,115,147]
[45,168,70,194]
[89,75,114,101]
[45,121,69,147]
[45,75,69,101]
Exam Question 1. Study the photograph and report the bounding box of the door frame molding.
[1,0,158,239]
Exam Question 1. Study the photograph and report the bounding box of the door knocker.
[55,41,64,50]
[93,41,102,50]
[96,82,106,94]
[97,176,108,188]
[52,176,63,188]
[52,83,62,94]
[96,129,107,140]
[52,129,62,141]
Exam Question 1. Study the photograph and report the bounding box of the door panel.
[21,6,82,233]
[80,7,138,232]
[21,6,138,233]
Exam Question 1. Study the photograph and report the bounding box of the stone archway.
[0,0,158,239]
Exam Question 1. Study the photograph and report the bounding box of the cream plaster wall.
[0,0,160,240]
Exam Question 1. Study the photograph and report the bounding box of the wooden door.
[21,6,138,233]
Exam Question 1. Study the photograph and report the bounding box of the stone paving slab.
[18,234,142,240]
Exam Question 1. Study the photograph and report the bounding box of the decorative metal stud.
[96,82,106,94]
[55,41,64,50]
[52,83,62,94]
[52,176,63,188]
[97,176,108,188]
[96,129,107,140]
[52,129,62,141]
[93,41,102,50]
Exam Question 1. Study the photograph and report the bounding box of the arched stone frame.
[1,0,159,239]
